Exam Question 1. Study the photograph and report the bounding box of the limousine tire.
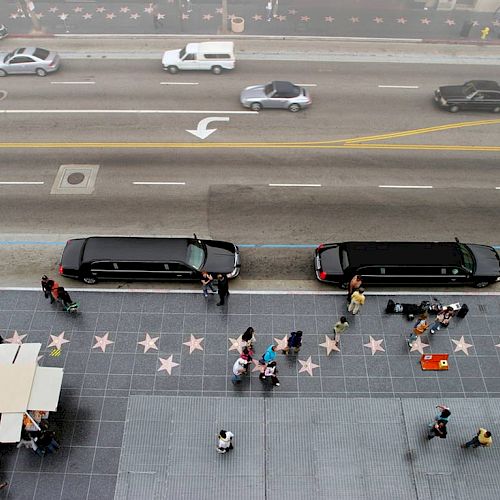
[449,105,460,113]
[167,65,179,74]
[211,65,222,75]
[473,280,490,288]
[492,106,500,113]
[83,275,98,285]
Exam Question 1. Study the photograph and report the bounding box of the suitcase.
[457,303,469,319]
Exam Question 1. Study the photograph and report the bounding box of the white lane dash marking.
[379,185,432,189]
[50,81,95,85]
[378,85,419,89]
[269,183,322,187]
[496,187,500,190]
[133,182,186,185]
[296,84,318,87]
[160,82,199,85]
[0,109,257,115]
[0,181,44,185]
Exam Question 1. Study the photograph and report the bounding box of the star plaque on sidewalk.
[363,336,385,355]
[182,334,204,354]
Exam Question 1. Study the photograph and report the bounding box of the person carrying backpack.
[283,331,302,355]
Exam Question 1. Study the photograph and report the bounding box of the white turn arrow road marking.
[186,116,230,139]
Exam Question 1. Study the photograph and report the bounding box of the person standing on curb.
[231,358,248,385]
[283,331,302,355]
[348,288,365,315]
[216,273,229,306]
[333,317,349,347]
[242,327,256,349]
[408,313,429,348]
[430,306,454,334]
[201,270,216,298]
[347,275,362,303]
[216,430,234,453]
[428,420,448,440]
[462,428,492,449]
[265,1,273,21]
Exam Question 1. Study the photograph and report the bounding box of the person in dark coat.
[428,420,448,440]
[283,331,303,355]
[216,274,229,306]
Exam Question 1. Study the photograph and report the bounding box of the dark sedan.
[315,241,500,288]
[434,80,500,113]
[59,236,240,284]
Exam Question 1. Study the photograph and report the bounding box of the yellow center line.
[0,118,498,150]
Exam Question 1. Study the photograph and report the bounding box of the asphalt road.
[0,58,498,288]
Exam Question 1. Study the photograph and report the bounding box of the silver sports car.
[240,80,312,112]
[0,47,60,77]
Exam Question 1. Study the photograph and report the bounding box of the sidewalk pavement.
[3,0,500,42]
[0,289,499,498]
[3,36,500,66]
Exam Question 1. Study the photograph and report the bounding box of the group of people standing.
[407,306,456,348]
[231,328,306,388]
[201,271,230,306]
[41,275,76,311]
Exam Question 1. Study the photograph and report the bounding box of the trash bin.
[231,17,244,33]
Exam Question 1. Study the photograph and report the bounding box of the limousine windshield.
[186,241,206,270]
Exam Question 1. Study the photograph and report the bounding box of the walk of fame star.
[251,359,265,373]
[451,336,473,355]
[93,332,114,352]
[47,332,70,350]
[83,13,93,19]
[298,356,320,376]
[373,17,384,23]
[409,337,429,354]
[130,13,140,19]
[158,355,179,374]
[274,335,289,352]
[319,335,340,355]
[183,334,204,354]
[137,333,159,353]
[228,336,245,353]
[397,17,407,24]
[363,336,385,355]
[120,7,130,13]
[325,16,334,23]
[252,14,262,21]
[420,18,431,24]
[445,19,455,26]
[5,331,27,344]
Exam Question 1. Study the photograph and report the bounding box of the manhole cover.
[67,172,85,185]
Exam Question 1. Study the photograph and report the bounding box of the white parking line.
[50,81,95,85]
[378,85,419,89]
[0,182,44,185]
[160,82,199,85]
[379,185,433,189]
[269,183,322,187]
[0,109,257,115]
[133,181,186,185]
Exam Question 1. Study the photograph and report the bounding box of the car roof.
[467,80,500,91]
[342,242,464,267]
[272,81,299,93]
[81,237,192,263]
[186,41,234,53]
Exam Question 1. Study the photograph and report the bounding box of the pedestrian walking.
[428,419,448,440]
[347,275,363,303]
[462,428,492,449]
[265,1,272,21]
[242,327,256,349]
[480,26,490,40]
[347,287,365,315]
[216,273,229,306]
[231,358,248,385]
[260,344,277,365]
[283,331,302,355]
[407,313,429,348]
[434,404,451,423]
[0,481,7,490]
[259,361,280,386]
[149,3,163,30]
[430,306,454,334]
[201,270,216,298]
[333,316,349,347]
[216,430,234,453]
